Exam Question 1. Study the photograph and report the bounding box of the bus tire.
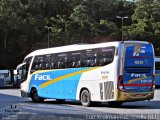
[31,89,44,103]
[108,101,123,107]
[80,89,91,107]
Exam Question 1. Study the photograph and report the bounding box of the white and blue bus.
[18,41,155,107]
[155,57,160,88]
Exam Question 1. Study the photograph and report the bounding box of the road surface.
[0,89,160,120]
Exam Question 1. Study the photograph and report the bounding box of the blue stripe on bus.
[28,68,88,99]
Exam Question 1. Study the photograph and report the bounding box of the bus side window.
[35,65,39,70]
[68,51,81,68]
[50,54,55,69]
[82,49,97,67]
[23,56,32,76]
[55,53,67,69]
[54,54,58,69]
[39,57,43,70]
[43,54,52,70]
[31,56,43,73]
[97,47,115,66]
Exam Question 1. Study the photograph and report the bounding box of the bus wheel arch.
[80,88,92,107]
[30,87,44,103]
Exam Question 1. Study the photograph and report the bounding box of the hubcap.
[82,92,89,103]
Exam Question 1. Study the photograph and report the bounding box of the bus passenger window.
[35,65,39,70]
[43,54,52,70]
[68,51,81,68]
[82,49,97,67]
[45,63,49,69]
[39,63,43,70]
[31,56,44,73]
[76,60,81,67]
[50,54,55,69]
[51,62,55,69]
[97,47,115,66]
[55,53,67,69]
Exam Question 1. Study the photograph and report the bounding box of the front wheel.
[31,89,44,102]
[80,89,91,107]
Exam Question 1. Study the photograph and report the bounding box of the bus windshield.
[16,63,28,82]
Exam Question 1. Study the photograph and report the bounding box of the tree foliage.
[124,0,160,55]
[0,0,159,69]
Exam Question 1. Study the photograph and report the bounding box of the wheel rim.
[82,91,89,104]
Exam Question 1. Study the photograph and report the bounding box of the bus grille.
[104,81,114,100]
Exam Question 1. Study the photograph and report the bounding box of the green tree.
[0,0,46,68]
[124,0,160,55]
[0,0,140,69]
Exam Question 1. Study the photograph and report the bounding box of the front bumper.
[117,90,154,102]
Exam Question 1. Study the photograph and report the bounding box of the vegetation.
[0,0,159,69]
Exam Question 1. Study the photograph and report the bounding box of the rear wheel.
[80,89,91,107]
[31,89,44,102]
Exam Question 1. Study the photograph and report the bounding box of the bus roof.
[24,41,150,59]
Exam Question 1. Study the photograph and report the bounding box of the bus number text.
[135,60,144,65]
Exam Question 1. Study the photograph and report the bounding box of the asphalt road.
[0,89,160,120]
